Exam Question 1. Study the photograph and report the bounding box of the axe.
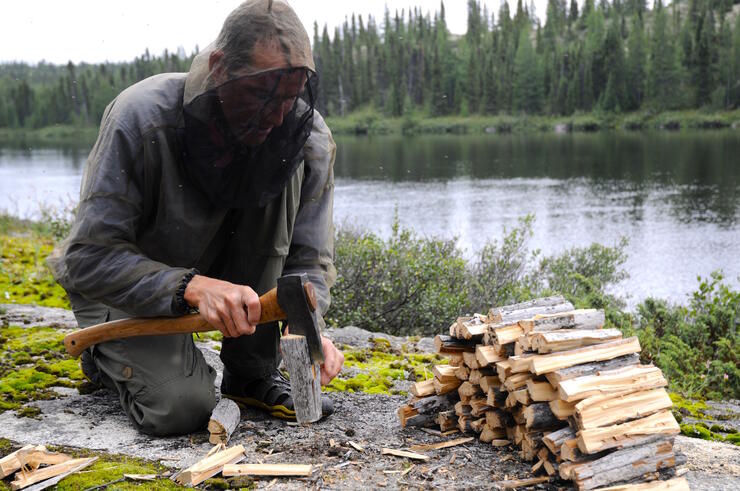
[64,273,326,423]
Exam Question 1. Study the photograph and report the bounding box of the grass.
[0,125,98,148]
[325,107,740,135]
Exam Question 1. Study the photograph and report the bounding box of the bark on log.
[529,337,641,375]
[574,388,673,430]
[531,328,622,354]
[558,364,667,402]
[561,437,676,490]
[576,410,680,454]
[543,426,576,455]
[280,334,322,424]
[208,398,241,445]
[545,353,641,385]
[519,309,605,334]
[491,297,574,324]
[524,403,564,431]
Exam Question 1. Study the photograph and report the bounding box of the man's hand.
[184,275,260,338]
[319,335,344,385]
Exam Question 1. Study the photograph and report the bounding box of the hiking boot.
[220,368,334,421]
[80,349,103,387]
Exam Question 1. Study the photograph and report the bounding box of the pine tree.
[648,0,681,109]
[625,14,647,110]
[600,21,627,111]
[513,26,543,113]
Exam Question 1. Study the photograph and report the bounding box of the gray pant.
[77,304,281,436]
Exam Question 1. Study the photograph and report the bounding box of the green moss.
[680,423,740,446]
[16,405,41,419]
[0,235,70,309]
[326,347,444,395]
[669,392,709,418]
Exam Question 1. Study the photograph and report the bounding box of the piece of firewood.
[524,403,563,431]
[512,388,532,406]
[531,328,621,353]
[476,345,506,367]
[435,334,477,354]
[469,368,496,386]
[458,381,482,399]
[470,417,487,433]
[175,445,246,486]
[503,372,533,392]
[527,380,558,402]
[519,309,605,334]
[487,386,508,408]
[493,323,525,346]
[448,353,465,367]
[479,425,507,443]
[434,376,462,395]
[222,464,312,477]
[544,353,641,385]
[381,448,430,461]
[574,388,673,430]
[280,334,322,423]
[10,457,97,491]
[208,398,241,445]
[436,410,457,432]
[410,379,436,398]
[496,359,514,382]
[469,396,491,417]
[508,355,536,375]
[549,399,576,419]
[577,410,680,454]
[529,337,641,375]
[543,426,575,455]
[493,297,575,324]
[432,364,457,382]
[398,394,457,428]
[560,438,676,490]
[455,364,471,381]
[1,446,71,479]
[486,409,515,429]
[479,375,501,393]
[410,436,474,452]
[594,477,690,491]
[494,476,551,489]
[462,351,482,369]
[558,364,667,402]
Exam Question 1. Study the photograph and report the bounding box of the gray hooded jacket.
[49,71,337,328]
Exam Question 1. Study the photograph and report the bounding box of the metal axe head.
[277,273,325,364]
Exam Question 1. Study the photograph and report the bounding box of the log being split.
[280,334,322,424]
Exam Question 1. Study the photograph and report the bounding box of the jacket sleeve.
[282,111,337,324]
[49,98,193,317]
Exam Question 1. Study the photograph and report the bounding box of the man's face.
[213,43,308,146]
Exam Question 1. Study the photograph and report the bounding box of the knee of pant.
[134,375,216,436]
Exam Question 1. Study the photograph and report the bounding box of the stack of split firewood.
[399,296,690,490]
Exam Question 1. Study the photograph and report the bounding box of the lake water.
[1,131,739,308]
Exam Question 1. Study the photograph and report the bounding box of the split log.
[493,476,551,489]
[491,297,574,324]
[455,364,471,381]
[454,401,472,417]
[280,334,322,423]
[574,388,673,430]
[448,353,465,367]
[381,448,430,461]
[508,355,535,374]
[548,399,577,419]
[544,353,641,385]
[398,394,457,428]
[529,337,641,375]
[458,381,483,399]
[434,335,477,354]
[1,446,71,479]
[410,379,436,398]
[595,477,690,491]
[531,328,621,354]
[526,380,558,402]
[433,375,462,395]
[469,368,496,386]
[470,417,487,433]
[458,317,490,340]
[410,437,474,452]
[503,372,533,392]
[492,323,525,345]
[10,457,97,491]
[479,375,501,393]
[222,463,313,477]
[496,359,514,382]
[558,365,667,402]
[458,415,474,433]
[487,386,509,408]
[560,438,677,491]
[437,410,457,432]
[469,396,492,417]
[560,438,584,462]
[543,426,576,455]
[576,410,680,454]
[462,351,482,369]
[432,364,457,382]
[208,398,241,445]
[524,403,564,431]
[175,445,246,486]
[479,425,507,443]
[513,388,533,406]
[486,409,515,429]
[519,309,605,334]
[449,316,473,337]
[475,345,506,367]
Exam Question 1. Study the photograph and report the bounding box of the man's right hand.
[183,275,261,338]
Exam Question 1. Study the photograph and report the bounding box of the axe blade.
[277,273,325,364]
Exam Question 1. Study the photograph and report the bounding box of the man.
[49,0,344,436]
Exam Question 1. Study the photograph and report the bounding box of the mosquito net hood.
[180,0,317,208]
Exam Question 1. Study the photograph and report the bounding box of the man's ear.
[208,50,226,76]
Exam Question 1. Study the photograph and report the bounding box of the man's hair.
[213,0,312,74]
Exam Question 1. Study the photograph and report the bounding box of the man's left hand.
[319,335,343,385]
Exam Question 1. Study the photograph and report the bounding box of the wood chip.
[494,476,550,489]
[409,437,474,452]
[381,448,430,461]
[222,463,313,477]
[348,441,364,452]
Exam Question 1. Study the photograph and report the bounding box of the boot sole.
[222,394,297,421]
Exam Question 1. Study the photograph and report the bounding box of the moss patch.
[0,326,85,413]
[325,347,444,396]
[0,234,69,309]
[0,443,179,490]
[680,423,740,446]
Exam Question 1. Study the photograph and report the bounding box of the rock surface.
[0,304,738,489]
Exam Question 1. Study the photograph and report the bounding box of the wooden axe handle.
[64,283,317,358]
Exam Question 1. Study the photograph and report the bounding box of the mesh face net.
[178,0,317,208]
[179,68,316,208]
